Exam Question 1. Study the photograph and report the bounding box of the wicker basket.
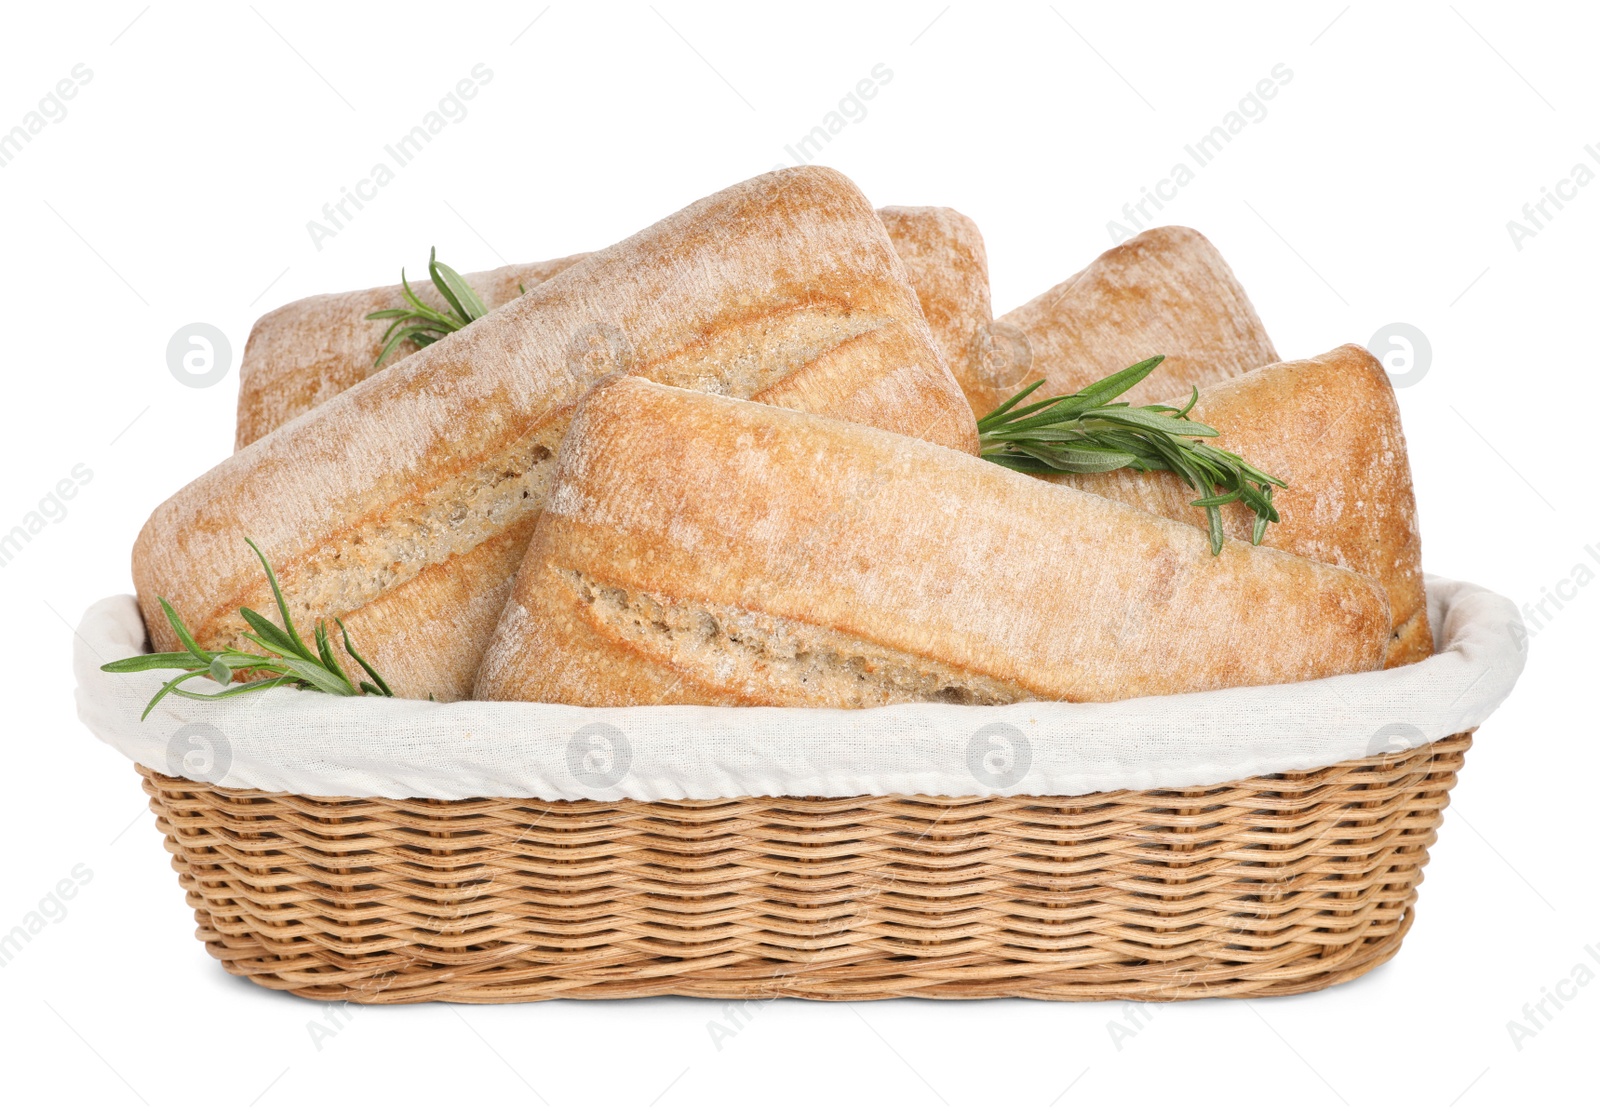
[135,731,1470,1003]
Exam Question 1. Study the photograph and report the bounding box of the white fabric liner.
[74,575,1524,802]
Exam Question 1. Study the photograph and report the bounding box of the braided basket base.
[136,733,1469,1003]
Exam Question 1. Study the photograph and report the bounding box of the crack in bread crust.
[563,569,1037,708]
[197,418,566,649]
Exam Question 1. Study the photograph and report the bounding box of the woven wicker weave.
[136,732,1469,1003]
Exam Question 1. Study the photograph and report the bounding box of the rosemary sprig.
[978,356,1286,554]
[366,247,491,367]
[102,538,393,719]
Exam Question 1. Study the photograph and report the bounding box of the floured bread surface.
[236,207,994,447]
[993,226,1278,408]
[877,206,994,416]
[1051,345,1431,667]
[133,167,977,701]
[475,376,1391,708]
[235,254,589,448]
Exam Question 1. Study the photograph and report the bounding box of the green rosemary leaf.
[429,247,489,324]
[1082,405,1219,438]
[99,652,205,673]
[158,597,212,662]
[982,452,1058,474]
[376,315,418,344]
[140,668,208,721]
[240,631,294,660]
[244,538,311,659]
[372,328,416,369]
[1070,355,1165,413]
[159,675,295,704]
[104,541,393,715]
[1039,447,1142,472]
[977,358,1287,554]
[211,651,278,669]
[239,606,300,657]
[274,655,356,698]
[398,268,442,321]
[314,620,355,690]
[365,250,495,366]
[1252,497,1272,545]
[976,379,1048,429]
[338,618,394,698]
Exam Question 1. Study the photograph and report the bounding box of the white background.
[1,2,1595,1109]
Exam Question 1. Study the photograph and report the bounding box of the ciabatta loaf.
[1050,345,1430,667]
[990,226,1278,409]
[235,207,992,447]
[876,206,994,417]
[474,375,1391,707]
[234,253,587,449]
[134,167,977,701]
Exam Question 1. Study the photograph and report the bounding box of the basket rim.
[80,575,1521,804]
[134,730,1471,806]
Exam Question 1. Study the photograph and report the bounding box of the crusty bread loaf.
[235,207,992,447]
[988,226,1278,410]
[235,221,1271,445]
[234,254,588,449]
[876,206,994,417]
[474,375,1391,707]
[1048,344,1430,667]
[134,167,978,701]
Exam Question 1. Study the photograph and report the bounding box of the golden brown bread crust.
[237,222,1273,447]
[1049,344,1431,667]
[134,167,978,701]
[234,255,588,449]
[876,206,994,416]
[235,208,991,448]
[475,376,1392,707]
[992,226,1278,410]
